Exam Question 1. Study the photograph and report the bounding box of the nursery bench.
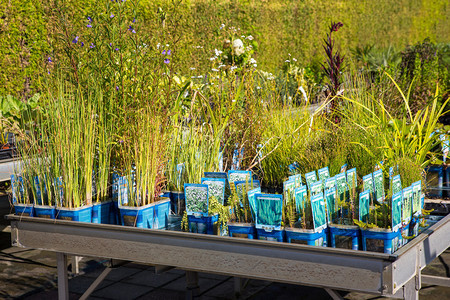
[6,213,450,300]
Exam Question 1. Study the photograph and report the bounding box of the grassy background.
[0,0,448,98]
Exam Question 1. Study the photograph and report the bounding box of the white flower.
[197,76,203,79]
[190,67,196,70]
[219,23,225,30]
[241,35,245,38]
[211,68,219,72]
[246,35,254,40]
[232,39,245,56]
[285,60,290,63]
[191,76,197,79]
[253,64,257,68]
[256,86,261,90]
[232,99,236,102]
[230,66,237,70]
[157,43,161,49]
[214,49,223,56]
[165,44,169,47]
[209,57,217,61]
[293,58,297,62]
[218,64,225,68]
[249,58,257,64]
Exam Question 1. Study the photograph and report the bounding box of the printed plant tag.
[346,168,357,190]
[335,172,347,201]
[310,180,323,197]
[412,181,422,214]
[392,191,403,231]
[294,185,308,216]
[363,173,374,203]
[359,190,370,223]
[247,187,261,219]
[373,169,385,204]
[255,194,283,230]
[283,178,296,202]
[228,170,252,185]
[391,175,402,196]
[318,167,330,187]
[311,193,327,232]
[305,171,317,188]
[325,187,337,224]
[201,178,226,205]
[325,176,336,190]
[288,173,302,187]
[402,186,413,224]
[184,183,209,216]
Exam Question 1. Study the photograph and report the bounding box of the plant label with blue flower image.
[412,181,422,214]
[392,191,403,232]
[305,171,317,188]
[288,161,300,175]
[325,176,336,190]
[247,187,261,219]
[255,193,283,231]
[201,177,226,205]
[10,175,24,204]
[325,187,337,224]
[363,173,374,203]
[310,180,323,197]
[228,170,251,185]
[294,185,308,217]
[373,169,385,204]
[402,186,413,224]
[346,168,357,190]
[340,163,347,173]
[117,176,128,206]
[391,175,402,196]
[283,178,296,203]
[184,183,209,216]
[335,172,347,201]
[311,193,327,232]
[318,167,330,187]
[34,176,48,205]
[112,173,119,201]
[359,190,370,223]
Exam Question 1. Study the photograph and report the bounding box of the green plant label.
[288,173,302,187]
[247,187,261,219]
[346,168,357,190]
[359,190,370,223]
[325,176,336,190]
[391,175,402,196]
[283,179,296,203]
[392,191,403,231]
[412,181,422,214]
[318,167,330,187]
[294,185,308,216]
[363,173,374,202]
[373,169,385,204]
[255,194,283,230]
[201,178,226,205]
[311,193,327,232]
[310,180,323,197]
[305,171,317,188]
[184,183,209,216]
[402,186,413,223]
[325,187,337,224]
[335,172,347,201]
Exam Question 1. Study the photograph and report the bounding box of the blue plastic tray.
[228,223,256,239]
[57,205,92,222]
[34,205,56,219]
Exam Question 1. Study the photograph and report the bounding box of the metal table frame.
[6,213,450,300]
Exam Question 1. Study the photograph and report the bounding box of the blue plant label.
[10,174,25,204]
[335,172,347,201]
[363,173,374,203]
[231,148,239,170]
[247,187,261,219]
[310,180,323,197]
[373,169,385,204]
[255,193,283,231]
[440,134,449,162]
[359,190,370,223]
[325,176,336,190]
[325,187,337,224]
[340,163,347,173]
[33,176,47,205]
[228,170,251,186]
[412,181,422,214]
[305,171,317,188]
[54,176,65,206]
[112,173,120,201]
[288,161,300,175]
[318,167,330,187]
[288,173,302,187]
[218,151,224,172]
[235,180,259,202]
[389,166,394,181]
[402,186,413,224]
[346,168,357,190]
[311,193,327,232]
[392,175,402,196]
[294,185,308,216]
[184,183,209,216]
[392,191,403,232]
[201,177,226,205]
[117,176,128,206]
[176,163,184,189]
[283,178,296,202]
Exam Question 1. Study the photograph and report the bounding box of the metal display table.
[6,214,450,300]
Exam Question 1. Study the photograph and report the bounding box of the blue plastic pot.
[57,205,92,222]
[228,222,256,239]
[169,191,185,215]
[34,205,56,219]
[256,228,285,242]
[329,224,360,250]
[154,198,171,229]
[119,203,154,228]
[187,213,218,235]
[285,227,327,246]
[361,227,402,254]
[14,203,34,217]
[92,201,113,224]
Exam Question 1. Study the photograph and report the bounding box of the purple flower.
[87,16,92,23]
[164,58,170,64]
[115,48,119,51]
[87,24,92,28]
[109,43,112,46]
[90,43,95,49]
[167,49,172,55]
[47,56,52,63]
[132,17,136,23]
[110,14,114,18]
[72,36,79,44]
[116,86,119,91]
[162,50,166,55]
[128,25,136,33]
[81,42,84,47]
[48,71,51,74]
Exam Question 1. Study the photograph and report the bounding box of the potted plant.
[254,193,284,242]
[11,174,34,217]
[183,183,219,234]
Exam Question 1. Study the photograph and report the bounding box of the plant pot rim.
[363,227,393,233]
[34,204,56,208]
[329,224,359,230]
[228,222,255,227]
[93,200,113,206]
[284,227,316,233]
[14,203,33,207]
[119,202,155,210]
[57,204,93,211]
